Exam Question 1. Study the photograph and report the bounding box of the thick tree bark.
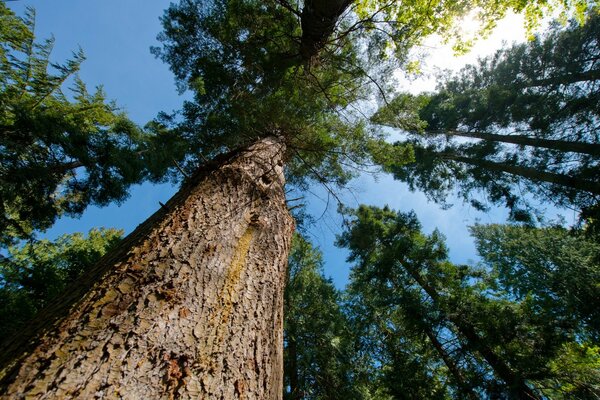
[0,137,294,399]
[436,129,600,157]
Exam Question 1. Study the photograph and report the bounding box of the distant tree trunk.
[436,129,600,157]
[442,152,600,195]
[423,329,478,400]
[284,329,301,400]
[283,267,301,400]
[0,137,294,399]
[399,260,540,400]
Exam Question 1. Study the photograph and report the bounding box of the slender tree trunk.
[423,329,478,400]
[284,331,301,400]
[283,266,301,400]
[443,153,600,195]
[435,129,600,157]
[400,261,539,400]
[0,137,294,399]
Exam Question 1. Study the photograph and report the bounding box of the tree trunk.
[0,137,295,399]
[436,129,600,157]
[283,266,301,400]
[423,329,478,400]
[399,260,540,400]
[443,153,600,195]
[284,330,301,400]
[300,0,352,61]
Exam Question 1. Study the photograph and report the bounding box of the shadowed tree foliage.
[338,205,600,399]
[284,234,367,399]
[0,228,123,343]
[371,14,600,222]
[471,223,600,342]
[471,223,600,398]
[0,4,183,247]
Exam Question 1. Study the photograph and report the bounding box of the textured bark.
[0,137,294,399]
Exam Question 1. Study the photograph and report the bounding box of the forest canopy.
[0,0,599,398]
[371,13,600,222]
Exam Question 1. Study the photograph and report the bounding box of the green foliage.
[338,205,490,398]
[352,0,595,60]
[472,223,600,398]
[337,205,600,399]
[541,342,600,399]
[371,15,600,221]
[471,223,600,340]
[152,0,381,191]
[151,0,590,193]
[284,234,367,399]
[366,135,415,167]
[0,4,182,247]
[0,228,123,343]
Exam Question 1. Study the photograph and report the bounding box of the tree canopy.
[0,4,182,247]
[2,0,595,242]
[151,0,594,193]
[371,13,600,222]
[338,205,600,399]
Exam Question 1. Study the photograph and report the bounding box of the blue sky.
[7,1,572,288]
[7,2,182,236]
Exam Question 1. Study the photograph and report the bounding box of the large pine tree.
[1,0,594,397]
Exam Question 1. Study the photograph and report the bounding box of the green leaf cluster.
[0,228,123,343]
[337,205,600,399]
[0,4,183,247]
